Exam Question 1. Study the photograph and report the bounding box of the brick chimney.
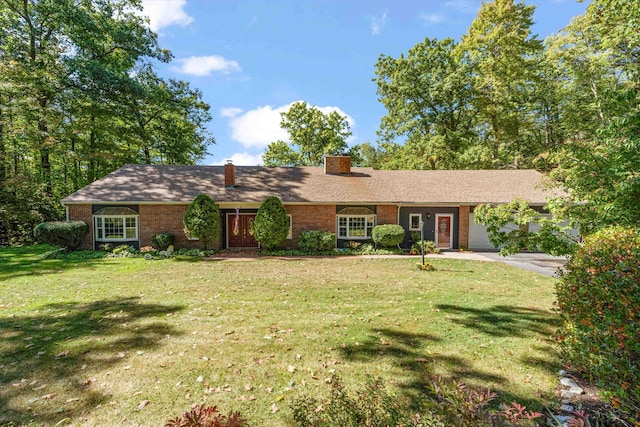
[324,155,351,175]
[224,160,235,188]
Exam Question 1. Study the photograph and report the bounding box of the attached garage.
[468,212,520,251]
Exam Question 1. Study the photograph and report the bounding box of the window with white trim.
[409,214,422,231]
[337,215,376,239]
[94,207,139,242]
[287,214,293,239]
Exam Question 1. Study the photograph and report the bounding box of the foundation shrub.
[253,196,289,250]
[33,221,89,250]
[556,226,640,422]
[298,230,335,252]
[183,195,221,250]
[371,224,405,248]
[410,240,440,255]
[152,233,175,251]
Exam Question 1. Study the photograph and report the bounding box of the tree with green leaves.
[253,196,289,250]
[374,38,481,170]
[262,102,351,167]
[0,0,215,244]
[183,195,221,250]
[455,0,543,169]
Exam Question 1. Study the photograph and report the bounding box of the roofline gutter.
[60,200,550,207]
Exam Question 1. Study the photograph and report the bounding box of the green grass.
[0,245,560,426]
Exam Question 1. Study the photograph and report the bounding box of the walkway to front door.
[227,213,258,248]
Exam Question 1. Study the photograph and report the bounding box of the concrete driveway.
[469,252,569,277]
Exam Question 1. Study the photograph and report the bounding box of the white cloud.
[220,107,243,118]
[212,152,263,166]
[420,13,445,25]
[141,0,193,32]
[368,10,387,36]
[174,55,241,76]
[226,103,291,148]
[224,101,355,149]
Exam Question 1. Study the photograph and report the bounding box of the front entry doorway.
[435,214,453,249]
[227,213,258,248]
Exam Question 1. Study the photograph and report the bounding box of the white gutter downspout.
[62,203,69,221]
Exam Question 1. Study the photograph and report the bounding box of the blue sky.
[140,0,590,166]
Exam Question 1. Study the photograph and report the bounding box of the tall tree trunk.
[491,112,500,170]
[38,98,52,195]
[88,116,97,183]
[0,108,6,185]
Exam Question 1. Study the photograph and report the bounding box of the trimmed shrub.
[556,226,640,421]
[253,196,289,250]
[371,224,404,248]
[298,230,335,252]
[152,233,175,251]
[183,195,221,250]
[410,240,440,255]
[33,221,89,250]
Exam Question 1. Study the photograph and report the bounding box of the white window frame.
[336,214,376,240]
[287,214,293,240]
[409,213,422,231]
[94,215,139,242]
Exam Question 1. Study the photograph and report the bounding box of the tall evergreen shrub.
[183,195,220,250]
[253,196,289,250]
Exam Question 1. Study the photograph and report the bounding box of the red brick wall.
[376,205,397,225]
[285,205,336,248]
[68,203,404,251]
[324,156,351,175]
[458,205,470,249]
[67,204,93,249]
[139,204,205,249]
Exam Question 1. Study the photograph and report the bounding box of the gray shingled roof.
[61,164,557,205]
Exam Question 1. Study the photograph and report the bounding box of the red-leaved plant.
[165,404,248,427]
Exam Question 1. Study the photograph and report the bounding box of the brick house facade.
[62,156,555,251]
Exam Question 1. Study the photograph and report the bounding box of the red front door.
[435,214,453,249]
[227,214,258,248]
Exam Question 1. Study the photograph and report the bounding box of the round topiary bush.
[371,224,405,248]
[253,196,289,250]
[33,220,89,250]
[556,226,640,420]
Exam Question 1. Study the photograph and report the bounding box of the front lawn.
[0,246,560,426]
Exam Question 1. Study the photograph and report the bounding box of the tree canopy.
[0,0,214,244]
[262,102,352,167]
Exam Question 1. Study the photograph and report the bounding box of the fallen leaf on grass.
[287,365,296,373]
[138,400,150,409]
[270,403,278,413]
[41,393,55,400]
[66,397,80,403]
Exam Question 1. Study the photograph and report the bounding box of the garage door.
[468,213,519,250]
